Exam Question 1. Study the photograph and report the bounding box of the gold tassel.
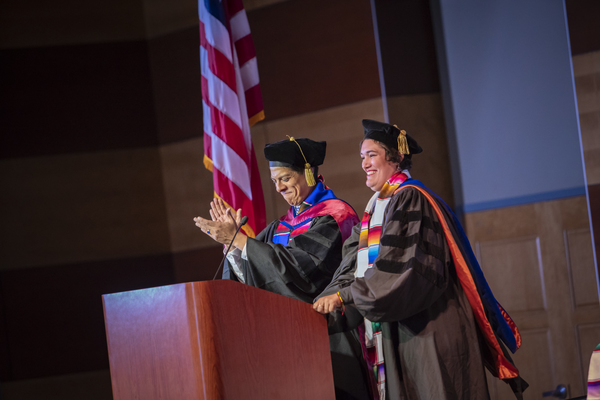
[304,163,316,186]
[397,129,410,155]
[287,135,316,186]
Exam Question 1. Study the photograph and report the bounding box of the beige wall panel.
[559,196,595,231]
[465,196,590,242]
[573,74,600,115]
[256,98,385,215]
[565,228,599,308]
[1,370,112,400]
[0,148,171,269]
[573,50,600,185]
[477,237,546,312]
[488,330,555,400]
[387,93,454,208]
[465,203,539,243]
[530,200,592,396]
[465,195,597,398]
[577,323,600,388]
[573,51,600,76]
[159,137,225,252]
[0,0,146,49]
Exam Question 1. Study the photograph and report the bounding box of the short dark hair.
[287,165,320,183]
[360,139,413,171]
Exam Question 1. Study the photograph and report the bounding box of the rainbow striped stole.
[356,172,408,278]
[354,172,408,400]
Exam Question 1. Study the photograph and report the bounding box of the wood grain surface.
[103,280,335,400]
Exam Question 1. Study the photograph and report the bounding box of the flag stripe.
[213,166,257,229]
[199,0,266,238]
[209,135,253,200]
[202,102,253,199]
[235,35,257,67]
[231,49,252,152]
[198,0,233,62]
[203,0,228,31]
[230,9,251,42]
[204,127,212,159]
[199,22,236,91]
[245,84,264,123]
[240,57,260,90]
[200,47,243,129]
[201,89,250,164]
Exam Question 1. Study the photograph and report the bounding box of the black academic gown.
[223,214,372,400]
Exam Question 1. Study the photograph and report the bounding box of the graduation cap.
[362,119,423,156]
[264,137,326,186]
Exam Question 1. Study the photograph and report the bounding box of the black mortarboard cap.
[362,119,423,155]
[264,137,327,169]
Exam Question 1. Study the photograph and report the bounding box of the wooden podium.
[102,280,336,400]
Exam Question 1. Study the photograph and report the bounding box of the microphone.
[213,216,249,280]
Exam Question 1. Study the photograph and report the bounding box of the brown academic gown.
[320,186,491,400]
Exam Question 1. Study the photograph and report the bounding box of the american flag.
[199,0,266,237]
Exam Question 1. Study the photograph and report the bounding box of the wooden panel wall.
[465,196,599,399]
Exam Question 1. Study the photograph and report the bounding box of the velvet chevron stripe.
[275,182,359,246]
[199,0,266,237]
[400,182,522,380]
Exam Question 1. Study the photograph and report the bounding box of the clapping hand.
[193,198,244,247]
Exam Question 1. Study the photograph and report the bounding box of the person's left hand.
[313,293,342,314]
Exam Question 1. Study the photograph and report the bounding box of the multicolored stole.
[272,219,312,246]
[272,181,358,246]
[356,172,409,277]
[355,171,409,400]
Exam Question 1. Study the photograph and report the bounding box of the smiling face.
[270,166,312,206]
[360,139,401,192]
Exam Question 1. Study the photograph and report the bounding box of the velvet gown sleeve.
[239,214,345,303]
[318,223,361,296]
[315,223,366,333]
[337,187,452,322]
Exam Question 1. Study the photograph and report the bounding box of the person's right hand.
[313,294,342,314]
[210,198,242,227]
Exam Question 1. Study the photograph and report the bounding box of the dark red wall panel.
[374,0,440,96]
[249,0,381,121]
[0,41,157,159]
[0,254,175,380]
[566,0,600,55]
